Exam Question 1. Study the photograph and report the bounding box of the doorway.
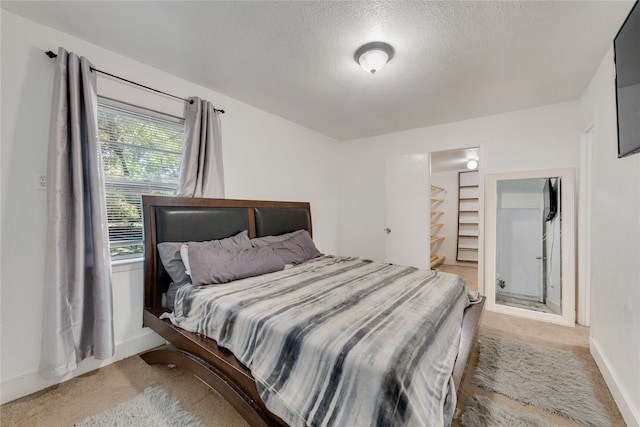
[429,147,481,293]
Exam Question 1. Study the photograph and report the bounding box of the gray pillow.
[157,230,251,285]
[165,282,181,311]
[268,230,322,265]
[189,246,285,286]
[250,229,305,247]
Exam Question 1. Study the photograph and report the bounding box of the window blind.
[97,99,184,258]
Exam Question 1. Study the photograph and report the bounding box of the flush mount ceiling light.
[467,160,479,170]
[354,42,395,74]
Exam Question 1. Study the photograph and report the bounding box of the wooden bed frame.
[140,195,484,427]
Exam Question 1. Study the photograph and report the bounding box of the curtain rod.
[45,50,225,114]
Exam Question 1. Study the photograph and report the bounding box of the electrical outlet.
[35,174,47,190]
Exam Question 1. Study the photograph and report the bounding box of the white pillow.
[180,244,192,276]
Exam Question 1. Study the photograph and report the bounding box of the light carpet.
[461,395,556,427]
[75,386,205,427]
[471,334,610,427]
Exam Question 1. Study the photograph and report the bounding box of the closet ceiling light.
[467,160,479,170]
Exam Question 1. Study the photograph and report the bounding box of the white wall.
[336,101,580,274]
[579,47,640,427]
[0,11,338,404]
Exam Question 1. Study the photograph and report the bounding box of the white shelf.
[430,184,446,269]
[457,171,479,263]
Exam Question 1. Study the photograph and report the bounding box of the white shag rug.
[472,335,610,427]
[75,386,205,427]
[461,395,556,427]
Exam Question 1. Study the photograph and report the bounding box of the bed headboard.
[142,196,312,311]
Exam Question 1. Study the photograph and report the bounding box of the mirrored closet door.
[485,169,575,326]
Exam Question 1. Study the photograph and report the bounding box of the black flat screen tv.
[614,0,640,158]
[543,178,557,222]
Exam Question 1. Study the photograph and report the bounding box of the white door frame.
[427,143,485,296]
[577,120,594,326]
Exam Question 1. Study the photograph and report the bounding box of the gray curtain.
[39,47,114,378]
[177,97,225,197]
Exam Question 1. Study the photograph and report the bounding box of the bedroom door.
[384,154,430,269]
[495,208,543,300]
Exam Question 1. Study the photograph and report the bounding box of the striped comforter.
[165,256,471,427]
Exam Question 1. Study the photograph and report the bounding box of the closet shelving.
[456,171,479,262]
[430,184,446,268]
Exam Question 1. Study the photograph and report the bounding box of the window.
[97,98,184,259]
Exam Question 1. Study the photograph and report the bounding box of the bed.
[140,195,484,427]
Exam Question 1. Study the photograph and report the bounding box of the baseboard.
[443,260,479,268]
[0,328,165,404]
[590,337,640,427]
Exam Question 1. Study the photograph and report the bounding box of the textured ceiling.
[2,1,635,141]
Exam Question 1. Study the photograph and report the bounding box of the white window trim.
[111,257,144,272]
[99,96,184,124]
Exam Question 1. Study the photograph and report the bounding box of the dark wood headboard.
[142,196,312,311]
